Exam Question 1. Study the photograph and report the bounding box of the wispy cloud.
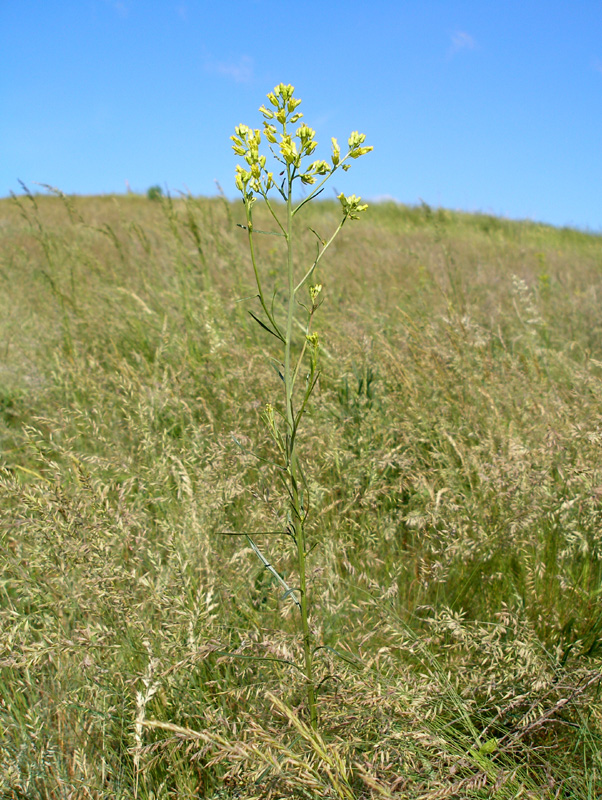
[101,0,129,17]
[449,30,477,56]
[206,54,254,84]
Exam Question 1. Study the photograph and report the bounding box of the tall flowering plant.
[231,83,372,729]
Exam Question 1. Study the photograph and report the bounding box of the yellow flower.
[337,192,369,220]
[235,164,252,194]
[275,83,294,101]
[308,160,330,175]
[235,124,251,138]
[347,131,366,149]
[309,284,322,303]
[331,138,340,166]
[349,145,373,159]
[296,124,315,141]
[347,131,373,159]
[263,123,277,143]
[279,136,299,165]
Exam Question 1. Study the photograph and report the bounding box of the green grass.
[2,189,602,798]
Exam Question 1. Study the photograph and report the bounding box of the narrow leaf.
[245,535,301,609]
[249,310,285,341]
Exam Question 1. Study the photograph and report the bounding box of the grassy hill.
[2,190,602,798]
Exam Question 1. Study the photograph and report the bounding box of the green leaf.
[249,310,285,342]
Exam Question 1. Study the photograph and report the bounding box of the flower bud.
[347,131,366,149]
[279,136,299,164]
[331,138,340,166]
[309,160,330,175]
[296,125,315,141]
[309,284,322,303]
[235,124,251,138]
[264,402,275,426]
[337,192,368,219]
[235,164,252,195]
[276,83,294,101]
[263,123,277,143]
[349,145,373,159]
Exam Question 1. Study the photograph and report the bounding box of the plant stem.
[245,208,283,340]
[284,164,317,730]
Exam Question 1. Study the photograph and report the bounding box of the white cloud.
[208,54,254,84]
[101,0,129,17]
[449,30,476,56]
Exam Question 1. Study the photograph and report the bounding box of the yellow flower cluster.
[337,192,369,220]
[231,83,372,204]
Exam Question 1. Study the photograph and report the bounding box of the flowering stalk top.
[231,83,372,221]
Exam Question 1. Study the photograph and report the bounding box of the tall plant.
[231,83,372,729]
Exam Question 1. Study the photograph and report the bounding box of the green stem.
[261,192,287,237]
[291,151,354,217]
[294,217,346,296]
[245,204,284,340]
[284,163,317,730]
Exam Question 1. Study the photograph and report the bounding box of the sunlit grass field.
[2,189,602,798]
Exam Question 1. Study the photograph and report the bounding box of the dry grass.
[1,189,602,797]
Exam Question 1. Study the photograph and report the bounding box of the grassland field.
[2,189,602,798]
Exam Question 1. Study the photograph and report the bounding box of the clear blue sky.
[2,1,601,230]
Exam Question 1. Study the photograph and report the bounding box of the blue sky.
[2,1,601,230]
